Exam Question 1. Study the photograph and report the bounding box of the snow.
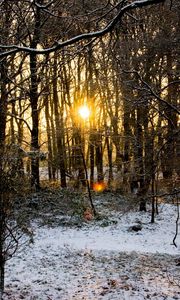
[4,203,180,299]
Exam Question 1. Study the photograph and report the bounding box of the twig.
[173,191,179,247]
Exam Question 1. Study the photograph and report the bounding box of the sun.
[78,105,90,120]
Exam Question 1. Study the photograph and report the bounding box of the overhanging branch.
[0,0,166,58]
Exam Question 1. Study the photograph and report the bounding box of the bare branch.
[0,0,166,58]
[7,112,32,133]
[161,80,180,92]
[123,69,180,114]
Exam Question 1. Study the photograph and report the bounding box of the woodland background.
[0,0,179,298]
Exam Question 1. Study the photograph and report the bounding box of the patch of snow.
[4,204,180,299]
[29,203,179,255]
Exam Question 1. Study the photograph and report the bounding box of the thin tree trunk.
[135,107,146,211]
[30,52,40,190]
[29,1,42,190]
[50,93,57,180]
[45,96,53,180]
[106,135,113,185]
[151,176,155,223]
[0,194,5,300]
[89,131,95,187]
[0,51,8,300]
[53,54,66,187]
[162,50,178,179]
[96,130,104,182]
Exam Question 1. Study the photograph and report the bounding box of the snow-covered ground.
[4,203,180,299]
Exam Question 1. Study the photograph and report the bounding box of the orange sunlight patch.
[93,181,106,192]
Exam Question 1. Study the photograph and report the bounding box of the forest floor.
[3,189,180,300]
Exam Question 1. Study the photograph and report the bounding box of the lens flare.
[93,182,106,192]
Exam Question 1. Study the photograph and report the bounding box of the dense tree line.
[0,0,179,297]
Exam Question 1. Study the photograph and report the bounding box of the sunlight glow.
[93,182,106,192]
[78,105,90,120]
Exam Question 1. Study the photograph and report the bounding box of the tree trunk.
[53,54,66,187]
[162,50,178,179]
[89,131,95,187]
[96,131,104,182]
[73,129,86,187]
[0,53,8,300]
[122,94,132,191]
[106,135,113,185]
[29,1,43,190]
[50,94,58,180]
[0,195,5,300]
[136,108,147,211]
[30,52,40,190]
[45,95,53,180]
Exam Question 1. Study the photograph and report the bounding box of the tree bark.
[53,54,66,187]
[0,53,8,300]
[30,52,40,190]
